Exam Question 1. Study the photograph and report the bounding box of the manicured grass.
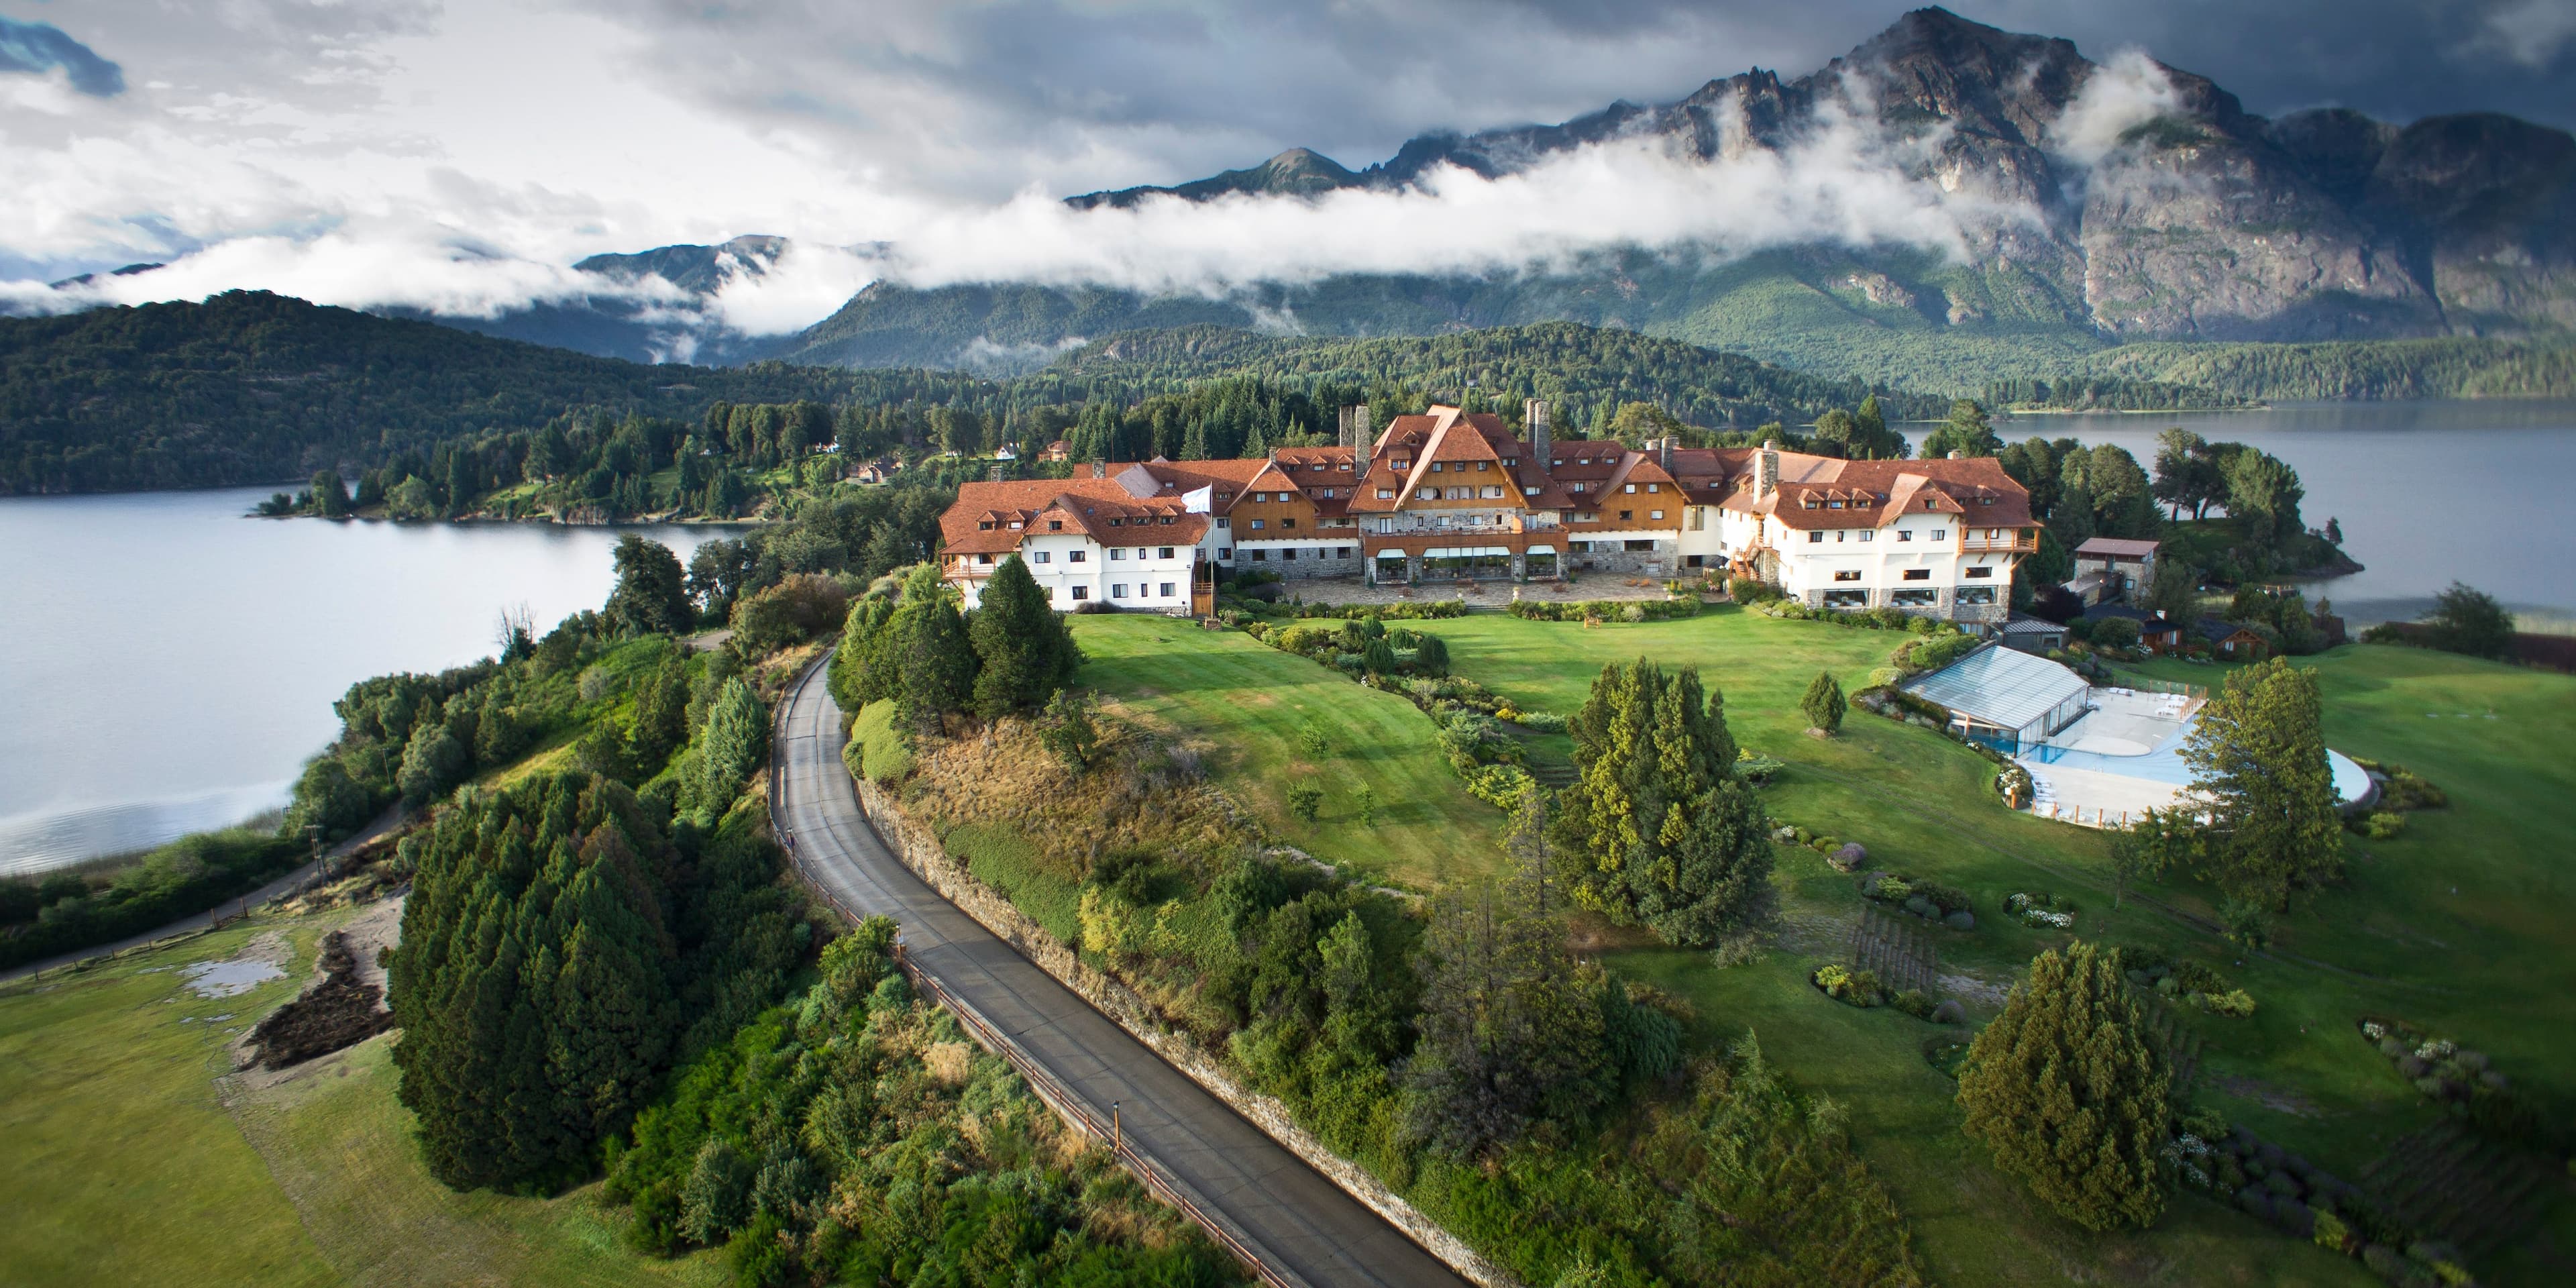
[0,924,337,1288]
[1073,615,1507,889]
[0,910,724,1288]
[1394,613,2575,1285]
[229,1035,722,1288]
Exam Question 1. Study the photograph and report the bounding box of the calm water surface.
[1920,398,2576,625]
[0,488,731,873]
[5,400,2571,873]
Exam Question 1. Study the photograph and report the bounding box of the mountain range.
[23,8,2575,392]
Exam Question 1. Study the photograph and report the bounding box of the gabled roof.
[941,474,1208,554]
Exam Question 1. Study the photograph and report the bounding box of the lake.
[5,399,2572,873]
[0,488,734,875]
[1919,398,2576,627]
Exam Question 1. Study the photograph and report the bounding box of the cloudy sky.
[3,0,2569,332]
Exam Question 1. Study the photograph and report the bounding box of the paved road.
[772,665,1469,1288]
[0,803,407,985]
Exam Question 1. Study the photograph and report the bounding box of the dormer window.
[1829,500,1845,508]
[1049,520,1063,531]
[1008,521,1024,529]
[1979,496,1994,505]
[1803,498,1819,509]
[978,521,994,531]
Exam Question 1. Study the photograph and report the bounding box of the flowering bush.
[1813,965,1884,1008]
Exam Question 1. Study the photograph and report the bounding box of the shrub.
[1832,842,1867,872]
[1727,576,1782,604]
[1931,1000,1966,1024]
[1287,784,1324,822]
[1944,910,1976,931]
[1814,965,1884,1007]
[2362,812,2407,840]
[2194,989,2258,1018]
[1892,989,1936,1019]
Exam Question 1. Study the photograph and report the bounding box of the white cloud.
[2464,0,2576,68]
[2047,48,2185,168]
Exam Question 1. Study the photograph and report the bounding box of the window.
[1859,530,1874,542]
[1891,588,1937,607]
[1807,531,1823,543]
[1823,590,1867,608]
[1282,517,1297,529]
[1834,570,1862,582]
[1071,586,1089,600]
[1957,586,1996,605]
[1828,500,1845,508]
[1335,547,1350,559]
[1283,549,1297,561]
[1340,462,1352,471]
[1034,551,1051,564]
[1430,462,1444,472]
[1619,510,1633,521]
[1216,517,1230,529]
[1932,529,1947,541]
[1649,510,1664,520]
[1111,584,1129,598]
[1161,582,1175,596]
[1523,485,1540,496]
[1476,461,1489,472]
[1483,486,1503,499]
[1250,550,1268,561]
[1110,548,1126,560]
[1108,517,1123,527]
[1965,566,1993,579]
[1835,531,1846,542]
[1418,488,1436,500]
[1159,517,1175,525]
[1896,529,1913,542]
[1069,549,1087,562]
[1249,519,1265,531]
[1218,548,1232,560]
[1049,520,1063,531]
[1625,539,1654,552]
[1008,521,1022,529]
[1688,508,1705,531]
[1903,568,1930,581]
[1623,483,1637,494]
[1377,488,1395,499]
[1646,483,1659,492]
[977,520,993,531]
[977,553,994,564]
[1578,512,1599,523]
[1159,546,1174,559]
[1569,482,1586,492]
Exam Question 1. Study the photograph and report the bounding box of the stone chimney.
[1947,450,1964,460]
[1523,398,1550,463]
[1656,436,1674,472]
[1754,440,1781,500]
[1091,458,1106,478]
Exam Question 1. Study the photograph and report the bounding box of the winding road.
[771,663,1470,1288]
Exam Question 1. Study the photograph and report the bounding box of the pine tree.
[1413,633,1450,677]
[1552,659,1773,947]
[828,596,896,712]
[2179,657,2341,908]
[1802,670,1846,734]
[890,567,979,730]
[968,555,1078,718]
[1957,942,2171,1232]
[693,678,768,810]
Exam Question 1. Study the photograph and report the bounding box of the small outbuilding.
[2073,537,2160,600]
[1997,613,2070,655]
[2196,617,2270,661]
[2081,602,2183,652]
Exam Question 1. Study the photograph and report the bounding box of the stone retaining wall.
[849,775,1519,1288]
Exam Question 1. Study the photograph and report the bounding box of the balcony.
[1961,532,2038,553]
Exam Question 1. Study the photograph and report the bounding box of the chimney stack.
[988,463,1004,482]
[1947,450,1964,460]
[1091,458,1106,479]
[1754,441,1780,500]
[1656,436,1673,472]
[1523,398,1550,464]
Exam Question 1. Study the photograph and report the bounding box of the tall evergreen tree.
[967,555,1078,718]
[1403,881,1611,1156]
[890,566,978,729]
[828,595,897,712]
[2180,657,2341,908]
[310,469,352,517]
[1552,659,1773,947]
[1957,942,2171,1232]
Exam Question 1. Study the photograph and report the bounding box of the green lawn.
[1072,615,1507,889]
[1393,612,2576,1286]
[0,910,724,1288]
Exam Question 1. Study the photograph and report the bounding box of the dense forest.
[2088,337,2576,402]
[3,297,1945,496]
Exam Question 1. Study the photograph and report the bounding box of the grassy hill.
[1032,609,2576,1286]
